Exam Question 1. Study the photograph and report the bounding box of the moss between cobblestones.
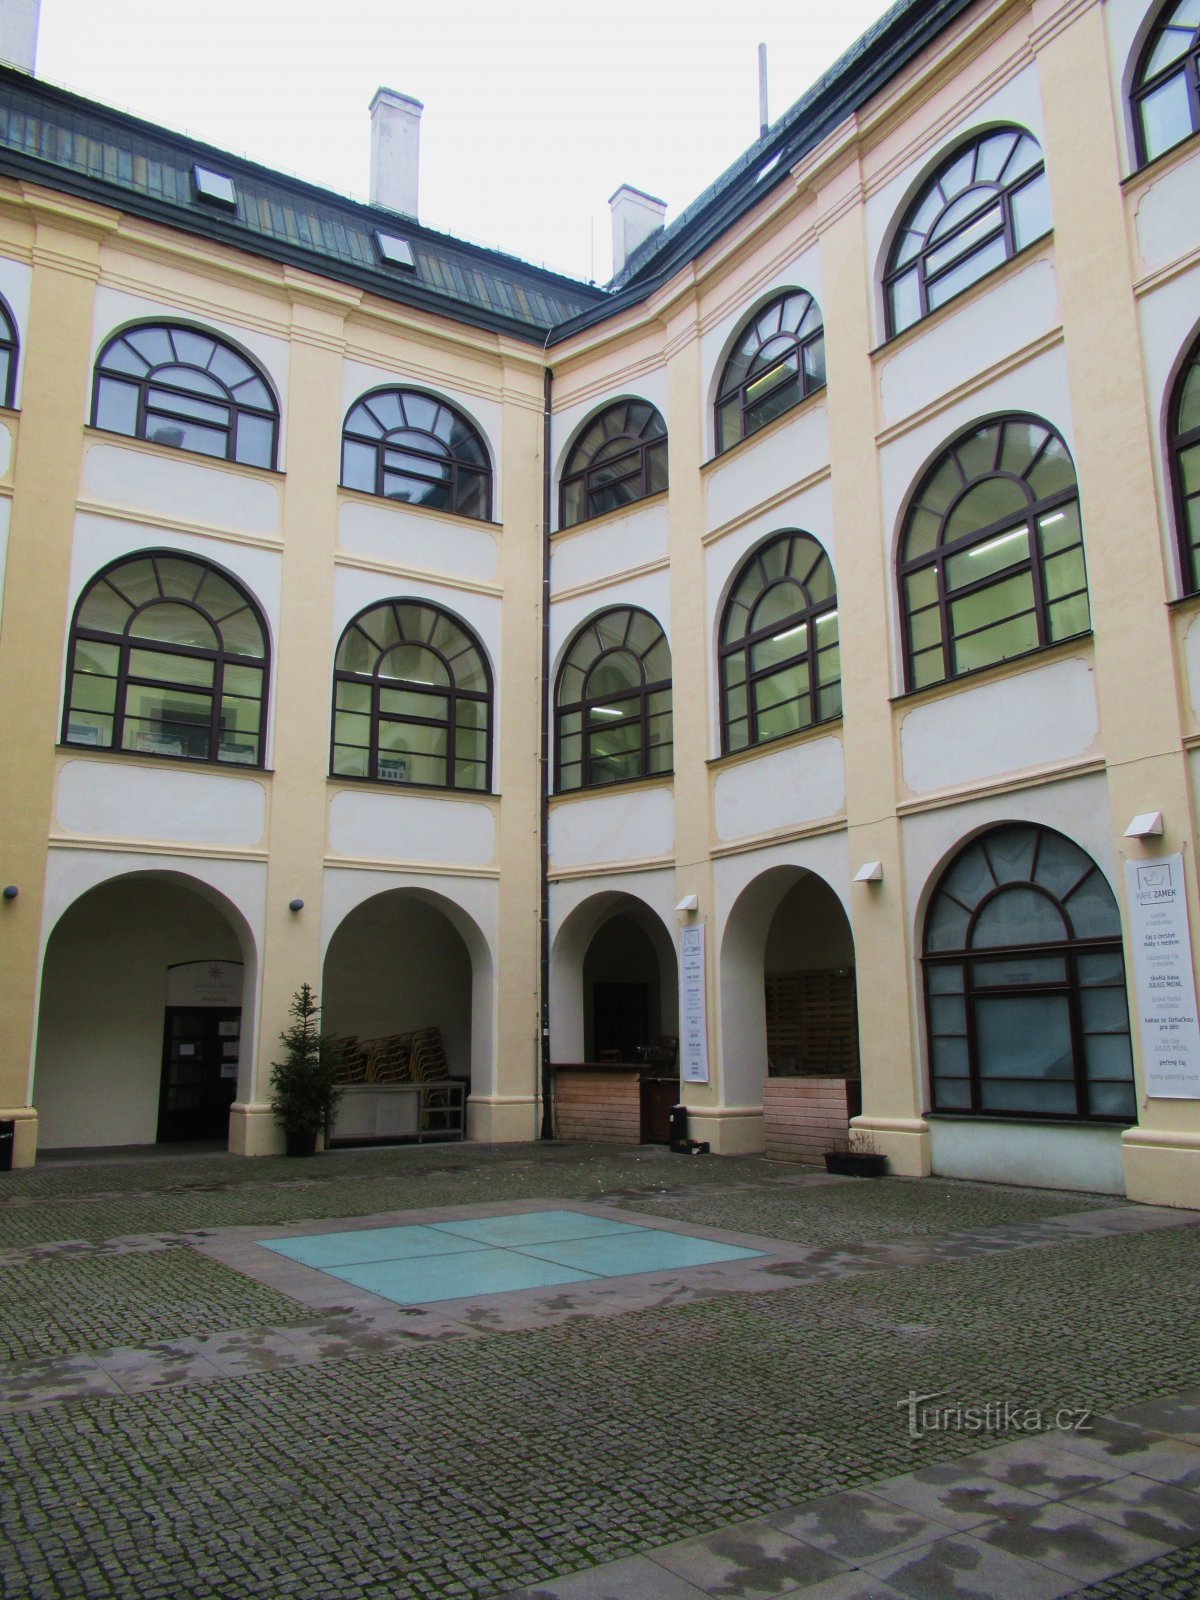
[2,1158,1199,1600]
[1073,1545,1200,1597]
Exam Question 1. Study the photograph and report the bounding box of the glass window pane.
[1011,174,1051,251]
[1087,1081,1136,1118]
[972,955,1066,987]
[929,994,966,1033]
[927,235,1008,309]
[975,992,1074,1077]
[1062,869,1121,938]
[927,964,964,994]
[931,1035,969,1075]
[1049,593,1091,641]
[945,525,1029,587]
[980,1078,1078,1113]
[983,826,1037,885]
[128,648,215,687]
[236,414,275,469]
[953,609,1039,673]
[1078,951,1125,986]
[1139,72,1195,162]
[889,268,921,335]
[1080,986,1130,1033]
[94,377,139,435]
[971,887,1066,947]
[933,1077,973,1109]
[333,745,370,779]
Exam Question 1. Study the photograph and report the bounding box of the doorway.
[157,1006,241,1142]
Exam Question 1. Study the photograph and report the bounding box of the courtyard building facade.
[1,0,1199,1208]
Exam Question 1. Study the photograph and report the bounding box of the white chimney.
[1,0,40,73]
[369,88,423,219]
[609,184,667,276]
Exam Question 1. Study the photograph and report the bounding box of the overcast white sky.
[36,0,891,283]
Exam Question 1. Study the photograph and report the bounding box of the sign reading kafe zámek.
[1124,856,1200,1098]
[166,960,244,1009]
[679,924,709,1084]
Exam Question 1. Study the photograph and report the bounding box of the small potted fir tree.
[270,984,343,1157]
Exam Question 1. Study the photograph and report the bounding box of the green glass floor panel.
[431,1210,642,1247]
[521,1231,760,1277]
[262,1225,481,1269]
[324,1247,599,1305]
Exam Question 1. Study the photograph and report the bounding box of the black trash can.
[0,1120,14,1173]
[669,1103,689,1152]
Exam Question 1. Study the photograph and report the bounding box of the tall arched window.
[556,608,672,791]
[341,388,492,521]
[559,400,667,528]
[1132,0,1200,165]
[924,825,1135,1121]
[0,294,17,409]
[1170,333,1200,592]
[884,128,1050,337]
[63,552,269,765]
[91,323,278,468]
[898,415,1089,691]
[332,600,491,791]
[719,531,840,754]
[714,291,825,454]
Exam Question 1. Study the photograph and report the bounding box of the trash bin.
[0,1120,14,1173]
[669,1103,688,1152]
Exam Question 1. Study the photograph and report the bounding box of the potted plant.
[824,1130,888,1178]
[270,984,343,1157]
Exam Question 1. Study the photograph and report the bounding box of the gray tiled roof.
[0,69,604,341]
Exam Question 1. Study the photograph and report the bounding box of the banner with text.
[1124,855,1200,1098]
[679,924,709,1084]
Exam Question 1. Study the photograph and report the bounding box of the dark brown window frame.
[0,292,17,410]
[883,128,1050,339]
[1170,332,1200,594]
[62,550,270,768]
[331,599,493,794]
[897,414,1090,693]
[714,291,826,455]
[559,400,667,528]
[923,826,1135,1123]
[555,607,673,793]
[340,387,492,522]
[90,322,279,470]
[1131,0,1200,167]
[718,531,841,756]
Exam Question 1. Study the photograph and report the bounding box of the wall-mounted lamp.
[853,861,884,883]
[288,898,305,912]
[2,885,17,901]
[1124,812,1164,839]
[674,894,699,913]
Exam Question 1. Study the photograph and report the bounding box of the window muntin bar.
[714,292,825,454]
[341,389,492,521]
[559,400,667,528]
[555,608,672,792]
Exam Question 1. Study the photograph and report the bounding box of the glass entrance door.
[157,1007,241,1142]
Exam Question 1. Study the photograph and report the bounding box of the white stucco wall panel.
[900,656,1099,794]
[328,790,496,866]
[548,568,671,677]
[714,736,845,842]
[338,499,498,583]
[0,418,11,478]
[705,404,829,532]
[83,444,281,536]
[1134,151,1200,268]
[550,500,669,593]
[56,760,267,847]
[0,496,9,625]
[879,259,1059,425]
[548,787,674,870]
[930,1118,1124,1193]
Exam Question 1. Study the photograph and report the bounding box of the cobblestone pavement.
[2,1142,1199,1599]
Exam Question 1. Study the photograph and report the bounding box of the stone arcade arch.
[720,864,859,1161]
[320,886,494,1143]
[33,870,257,1150]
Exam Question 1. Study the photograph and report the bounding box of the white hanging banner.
[166,961,244,1009]
[1124,856,1200,1098]
[679,924,709,1084]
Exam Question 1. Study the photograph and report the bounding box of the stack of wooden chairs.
[332,1026,459,1133]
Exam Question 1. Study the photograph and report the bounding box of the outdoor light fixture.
[2,885,17,900]
[675,894,698,913]
[853,861,884,883]
[1124,812,1164,839]
[288,898,305,912]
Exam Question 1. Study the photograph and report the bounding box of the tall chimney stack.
[369,88,423,219]
[1,0,40,74]
[609,184,667,277]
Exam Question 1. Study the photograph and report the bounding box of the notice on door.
[1124,855,1200,1098]
[679,924,709,1084]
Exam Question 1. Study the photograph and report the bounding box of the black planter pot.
[824,1151,887,1177]
[285,1129,318,1158]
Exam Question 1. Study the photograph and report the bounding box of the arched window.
[898,415,1089,691]
[556,608,672,791]
[1132,0,1200,165]
[884,128,1051,337]
[714,291,825,454]
[332,600,491,791]
[91,323,278,469]
[0,294,17,409]
[63,552,269,765]
[1170,333,1200,592]
[719,531,840,754]
[341,388,491,521]
[924,825,1135,1121]
[559,400,667,528]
